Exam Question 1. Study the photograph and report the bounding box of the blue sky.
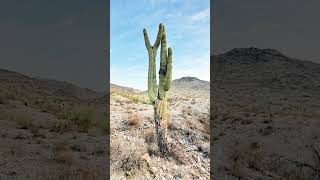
[111,0,210,90]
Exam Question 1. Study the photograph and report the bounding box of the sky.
[212,0,320,62]
[111,0,210,90]
[0,0,107,92]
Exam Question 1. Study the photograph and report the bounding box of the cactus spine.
[143,23,172,154]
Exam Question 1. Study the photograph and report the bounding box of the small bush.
[128,112,140,127]
[128,95,140,103]
[69,106,95,132]
[145,128,155,144]
[60,104,108,133]
[41,101,61,114]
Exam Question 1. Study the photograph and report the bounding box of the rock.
[143,123,148,129]
[174,174,182,180]
[142,153,150,163]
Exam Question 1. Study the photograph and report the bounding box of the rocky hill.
[170,77,209,97]
[0,69,104,101]
[212,48,320,179]
[128,77,210,99]
[110,83,142,94]
[212,47,320,115]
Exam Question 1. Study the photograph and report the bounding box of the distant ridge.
[225,47,287,58]
[0,68,104,100]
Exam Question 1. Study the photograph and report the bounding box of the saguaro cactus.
[143,23,172,154]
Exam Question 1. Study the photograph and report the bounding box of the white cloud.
[191,8,210,22]
[111,64,149,90]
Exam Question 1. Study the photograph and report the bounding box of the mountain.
[0,69,104,101]
[212,47,320,106]
[170,77,209,97]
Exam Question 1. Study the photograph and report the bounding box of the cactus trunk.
[154,100,168,153]
[144,23,172,154]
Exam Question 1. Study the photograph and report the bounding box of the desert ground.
[212,48,320,179]
[110,77,210,179]
[0,69,107,179]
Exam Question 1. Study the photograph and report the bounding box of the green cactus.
[143,23,172,154]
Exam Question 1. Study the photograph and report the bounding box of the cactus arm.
[143,28,152,51]
[148,50,158,103]
[153,23,163,49]
[158,25,168,100]
[164,47,172,91]
[160,26,167,71]
[144,26,161,103]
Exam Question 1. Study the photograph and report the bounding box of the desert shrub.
[128,112,140,127]
[145,128,155,144]
[91,111,108,134]
[127,95,140,103]
[59,104,107,133]
[41,100,61,114]
[68,105,95,132]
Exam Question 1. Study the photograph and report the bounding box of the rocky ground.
[110,78,210,179]
[212,48,320,179]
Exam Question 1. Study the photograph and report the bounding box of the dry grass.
[59,105,107,133]
[112,91,150,104]
[50,119,77,133]
[284,168,307,180]
[168,143,189,165]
